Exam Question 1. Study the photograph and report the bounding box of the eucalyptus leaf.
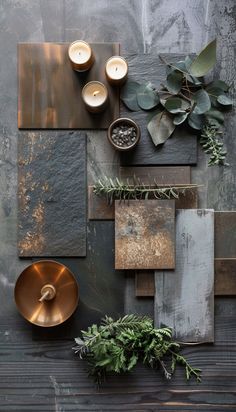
[159,92,173,107]
[188,113,205,130]
[193,89,211,114]
[166,71,183,94]
[137,82,159,110]
[190,39,216,77]
[217,94,233,106]
[174,112,188,125]
[165,97,190,113]
[147,111,175,146]
[205,109,224,124]
[120,80,140,111]
[207,80,229,92]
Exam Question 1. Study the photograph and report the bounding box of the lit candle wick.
[115,67,118,71]
[93,90,100,97]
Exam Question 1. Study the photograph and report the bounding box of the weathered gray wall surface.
[0,1,236,410]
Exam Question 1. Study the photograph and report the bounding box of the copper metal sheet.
[115,199,175,270]
[18,42,120,129]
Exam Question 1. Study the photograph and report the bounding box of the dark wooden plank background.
[0,0,236,410]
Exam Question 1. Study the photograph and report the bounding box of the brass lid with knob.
[14,260,79,327]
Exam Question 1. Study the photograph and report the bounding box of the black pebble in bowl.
[107,118,140,151]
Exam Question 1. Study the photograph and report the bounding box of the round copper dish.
[14,260,79,327]
[107,117,140,151]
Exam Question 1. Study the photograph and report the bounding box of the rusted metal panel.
[119,166,191,185]
[115,199,175,270]
[18,131,87,257]
[215,212,236,258]
[215,259,236,296]
[155,209,214,343]
[18,42,119,129]
[135,271,155,297]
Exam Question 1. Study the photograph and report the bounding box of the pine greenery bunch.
[120,39,233,166]
[73,314,201,385]
[93,176,199,205]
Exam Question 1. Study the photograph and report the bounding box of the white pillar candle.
[105,56,128,86]
[68,40,94,72]
[82,81,108,113]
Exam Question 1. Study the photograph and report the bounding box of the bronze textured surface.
[115,199,175,270]
[18,131,87,257]
[215,212,236,258]
[215,259,236,296]
[18,42,120,129]
[135,271,155,297]
[88,186,114,220]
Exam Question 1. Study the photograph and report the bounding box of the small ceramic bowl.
[107,117,140,151]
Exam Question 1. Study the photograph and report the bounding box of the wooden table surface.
[0,0,236,410]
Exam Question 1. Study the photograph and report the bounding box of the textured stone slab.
[18,42,119,129]
[155,209,214,343]
[124,274,154,318]
[135,271,155,297]
[18,131,87,257]
[115,200,175,270]
[120,54,197,166]
[33,221,125,339]
[215,259,236,296]
[215,212,236,258]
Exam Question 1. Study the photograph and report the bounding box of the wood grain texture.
[155,209,214,343]
[0,0,236,410]
[215,212,236,258]
[120,54,197,166]
[135,271,155,297]
[18,131,87,257]
[119,166,191,185]
[215,259,236,296]
[18,42,120,129]
[115,200,175,270]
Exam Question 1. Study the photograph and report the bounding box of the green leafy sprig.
[200,125,228,166]
[73,314,201,385]
[93,176,199,205]
[120,39,233,166]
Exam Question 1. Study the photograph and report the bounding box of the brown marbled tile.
[18,42,119,129]
[115,199,175,270]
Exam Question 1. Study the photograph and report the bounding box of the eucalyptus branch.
[93,177,199,205]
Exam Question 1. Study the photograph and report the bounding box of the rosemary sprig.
[93,176,199,205]
[200,124,228,166]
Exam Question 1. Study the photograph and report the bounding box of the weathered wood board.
[119,166,191,185]
[215,259,236,296]
[135,271,155,297]
[18,42,119,129]
[215,212,236,258]
[115,199,175,270]
[18,131,87,257]
[154,209,214,343]
[120,54,197,165]
[33,221,125,340]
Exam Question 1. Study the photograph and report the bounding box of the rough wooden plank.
[18,42,119,129]
[135,271,155,297]
[115,200,175,270]
[215,259,236,296]
[120,54,197,166]
[155,209,214,343]
[88,186,114,220]
[18,131,87,257]
[124,273,154,317]
[215,212,236,258]
[119,166,191,185]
